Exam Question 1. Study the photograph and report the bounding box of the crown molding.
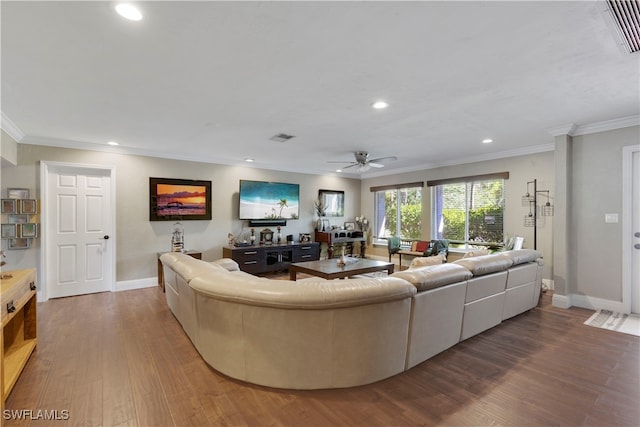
[0,112,25,142]
[548,123,577,137]
[362,143,556,179]
[572,115,640,136]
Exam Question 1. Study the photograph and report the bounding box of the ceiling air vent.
[606,0,640,53]
[269,133,295,142]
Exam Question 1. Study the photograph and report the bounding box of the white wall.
[1,143,361,282]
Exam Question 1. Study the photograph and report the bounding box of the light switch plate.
[605,213,619,223]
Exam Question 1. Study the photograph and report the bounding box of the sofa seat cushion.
[454,253,513,276]
[502,249,542,266]
[190,271,416,309]
[391,263,472,292]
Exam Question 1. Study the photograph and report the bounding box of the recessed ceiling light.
[115,3,143,21]
[372,101,389,109]
[245,158,255,162]
[482,138,493,144]
[107,141,119,146]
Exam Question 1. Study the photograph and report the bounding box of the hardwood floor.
[4,285,639,426]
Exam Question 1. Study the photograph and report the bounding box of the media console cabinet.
[223,242,320,274]
[1,269,37,409]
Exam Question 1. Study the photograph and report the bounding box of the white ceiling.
[2,1,639,178]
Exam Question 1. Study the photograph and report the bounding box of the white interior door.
[632,151,640,314]
[42,162,115,300]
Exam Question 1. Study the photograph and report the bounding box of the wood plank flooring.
[3,285,639,426]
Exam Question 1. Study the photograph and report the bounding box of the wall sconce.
[522,179,554,249]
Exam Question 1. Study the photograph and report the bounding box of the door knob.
[103,235,110,240]
[635,232,640,238]
[635,244,640,250]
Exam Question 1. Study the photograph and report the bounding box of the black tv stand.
[222,242,319,274]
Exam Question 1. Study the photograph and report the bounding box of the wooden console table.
[1,269,37,408]
[157,250,202,291]
[314,230,366,259]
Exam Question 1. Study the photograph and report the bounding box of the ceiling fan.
[328,151,398,172]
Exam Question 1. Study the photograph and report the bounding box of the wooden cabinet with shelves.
[1,268,37,408]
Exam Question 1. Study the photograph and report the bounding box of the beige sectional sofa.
[160,249,542,390]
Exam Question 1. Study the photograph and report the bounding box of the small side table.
[157,250,202,292]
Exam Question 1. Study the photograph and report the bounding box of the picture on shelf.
[344,222,355,231]
[8,238,30,250]
[18,223,38,238]
[1,199,17,214]
[7,188,29,199]
[19,199,38,214]
[8,214,29,224]
[1,224,17,239]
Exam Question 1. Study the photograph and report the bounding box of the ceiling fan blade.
[327,160,356,164]
[369,162,385,168]
[341,163,360,169]
[368,156,397,164]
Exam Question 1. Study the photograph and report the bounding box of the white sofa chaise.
[160,249,543,389]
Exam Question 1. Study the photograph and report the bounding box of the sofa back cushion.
[502,249,542,266]
[160,252,224,282]
[189,271,417,309]
[391,263,472,292]
[453,253,513,276]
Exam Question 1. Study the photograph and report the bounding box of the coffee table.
[289,258,394,281]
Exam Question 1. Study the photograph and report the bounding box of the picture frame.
[299,233,311,243]
[1,224,17,239]
[19,199,38,214]
[321,219,331,232]
[18,223,38,238]
[318,189,344,217]
[8,238,30,250]
[8,214,29,224]
[1,199,17,214]
[344,222,356,231]
[514,236,524,250]
[149,177,212,221]
[7,188,29,199]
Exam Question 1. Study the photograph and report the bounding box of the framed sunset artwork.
[149,177,212,221]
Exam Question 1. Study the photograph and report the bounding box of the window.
[372,183,423,240]
[430,174,507,244]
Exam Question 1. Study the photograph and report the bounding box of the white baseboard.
[552,292,625,313]
[115,277,157,292]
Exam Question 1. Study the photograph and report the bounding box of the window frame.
[429,172,508,246]
[371,182,424,244]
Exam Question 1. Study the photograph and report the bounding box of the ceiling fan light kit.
[328,151,398,173]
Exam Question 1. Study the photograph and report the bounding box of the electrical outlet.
[605,213,619,223]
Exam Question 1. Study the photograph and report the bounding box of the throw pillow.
[409,254,446,269]
[415,240,429,252]
[462,249,490,258]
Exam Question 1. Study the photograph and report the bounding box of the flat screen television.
[239,180,299,220]
[150,177,212,221]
